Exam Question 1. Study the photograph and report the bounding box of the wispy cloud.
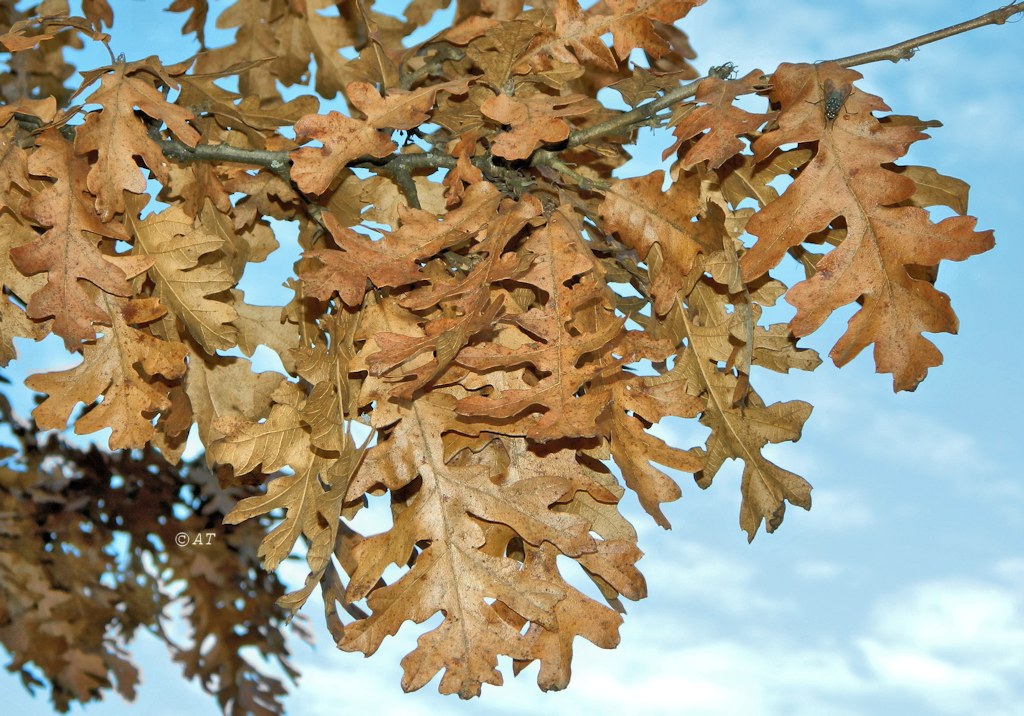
[857,576,1024,714]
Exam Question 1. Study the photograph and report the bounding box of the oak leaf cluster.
[0,0,1005,712]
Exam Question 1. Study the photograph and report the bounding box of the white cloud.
[857,409,993,479]
[993,558,1024,585]
[278,564,1024,716]
[568,640,867,716]
[638,540,793,617]
[857,577,1024,714]
[801,488,875,532]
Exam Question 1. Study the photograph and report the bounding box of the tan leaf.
[339,396,596,697]
[290,111,396,195]
[600,171,720,314]
[609,372,704,528]
[27,297,187,450]
[455,207,625,440]
[127,197,238,352]
[740,63,994,391]
[74,58,200,220]
[481,91,596,160]
[348,78,470,131]
[665,69,775,169]
[605,0,707,60]
[696,383,813,542]
[301,182,504,305]
[11,130,147,349]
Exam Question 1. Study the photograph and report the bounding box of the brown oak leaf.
[290,111,396,195]
[348,78,471,131]
[126,196,238,353]
[481,91,596,160]
[301,182,504,304]
[11,130,152,349]
[740,63,994,391]
[74,58,200,220]
[455,207,625,441]
[665,69,775,169]
[27,296,187,450]
[599,170,720,315]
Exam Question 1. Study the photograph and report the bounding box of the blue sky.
[3,1,1023,714]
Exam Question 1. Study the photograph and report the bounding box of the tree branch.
[157,134,290,175]
[565,65,734,151]
[539,4,1023,187]
[828,1,1024,67]
[17,2,1018,206]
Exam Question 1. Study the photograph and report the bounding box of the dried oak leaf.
[442,133,486,207]
[501,439,647,607]
[507,543,625,691]
[196,0,362,99]
[604,0,707,61]
[74,58,200,220]
[663,285,814,540]
[210,397,352,576]
[167,0,208,44]
[0,211,47,365]
[600,170,720,315]
[740,63,994,391]
[366,194,542,399]
[889,164,970,215]
[609,371,705,528]
[348,78,471,131]
[290,110,396,195]
[183,347,281,447]
[716,149,813,209]
[340,395,597,697]
[11,130,152,349]
[665,69,775,169]
[301,181,504,304]
[82,0,113,30]
[0,13,109,52]
[528,0,618,70]
[611,65,691,108]
[481,91,596,160]
[522,0,704,71]
[126,196,238,353]
[0,124,31,210]
[291,309,364,455]
[177,67,319,146]
[466,18,548,89]
[229,289,302,375]
[27,297,187,450]
[696,378,813,541]
[455,207,624,441]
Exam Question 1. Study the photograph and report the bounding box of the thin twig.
[141,2,1024,192]
[829,1,1024,66]
[385,164,421,209]
[400,44,465,90]
[565,68,731,150]
[156,134,290,174]
[542,3,1023,186]
[532,150,611,192]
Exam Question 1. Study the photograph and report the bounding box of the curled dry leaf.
[481,91,596,160]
